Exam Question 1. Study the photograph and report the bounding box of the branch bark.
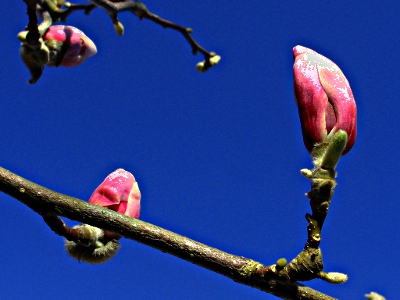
[0,166,335,299]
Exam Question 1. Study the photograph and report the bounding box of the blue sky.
[1,1,399,299]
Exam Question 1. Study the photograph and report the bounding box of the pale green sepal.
[320,130,348,170]
[38,12,53,36]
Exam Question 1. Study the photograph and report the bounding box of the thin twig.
[143,12,210,57]
[0,166,335,300]
[56,4,96,21]
[86,0,216,64]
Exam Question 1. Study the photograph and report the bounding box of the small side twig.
[37,0,96,22]
[86,0,218,69]
[55,3,96,22]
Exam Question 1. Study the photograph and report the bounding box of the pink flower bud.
[44,25,97,67]
[89,169,141,239]
[293,45,357,155]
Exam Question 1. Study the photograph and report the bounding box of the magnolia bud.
[65,169,140,263]
[88,169,141,239]
[43,25,97,67]
[19,25,97,83]
[293,45,357,155]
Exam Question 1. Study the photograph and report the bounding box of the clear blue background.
[1,1,398,299]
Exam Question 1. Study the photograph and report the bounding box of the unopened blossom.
[43,25,97,67]
[19,24,97,83]
[293,45,357,155]
[89,169,141,239]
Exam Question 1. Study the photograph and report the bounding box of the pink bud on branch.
[65,169,140,263]
[293,45,357,155]
[19,23,97,83]
[44,25,97,67]
[89,169,141,239]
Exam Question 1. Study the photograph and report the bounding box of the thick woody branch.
[0,166,335,300]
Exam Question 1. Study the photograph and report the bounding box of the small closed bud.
[293,45,357,156]
[300,168,313,178]
[276,258,287,270]
[209,55,221,66]
[196,54,221,73]
[17,31,28,42]
[113,21,124,36]
[196,61,206,72]
[89,169,141,239]
[319,271,348,284]
[365,292,386,300]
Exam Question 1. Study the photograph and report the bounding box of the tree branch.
[86,0,219,70]
[0,166,335,300]
[39,0,218,70]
